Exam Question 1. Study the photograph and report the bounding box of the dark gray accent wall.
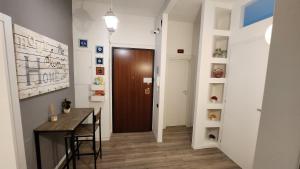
[0,0,74,169]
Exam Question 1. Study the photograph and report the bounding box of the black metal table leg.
[34,131,42,169]
[70,132,76,169]
[64,137,70,169]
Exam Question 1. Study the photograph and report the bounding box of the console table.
[34,108,94,169]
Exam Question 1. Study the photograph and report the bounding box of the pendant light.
[104,0,119,33]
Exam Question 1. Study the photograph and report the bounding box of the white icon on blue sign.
[96,58,103,65]
[79,39,88,47]
[96,46,104,53]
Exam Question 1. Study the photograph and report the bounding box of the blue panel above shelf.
[243,0,276,27]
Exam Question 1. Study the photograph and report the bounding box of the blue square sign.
[96,57,104,65]
[79,39,88,47]
[96,46,104,53]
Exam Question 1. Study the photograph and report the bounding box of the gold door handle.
[145,88,151,95]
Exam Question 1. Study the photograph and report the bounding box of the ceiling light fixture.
[104,0,119,33]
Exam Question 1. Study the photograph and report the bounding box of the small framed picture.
[96,67,105,75]
[79,39,88,47]
[96,46,104,53]
[96,58,103,65]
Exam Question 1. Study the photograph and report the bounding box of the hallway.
[75,127,240,169]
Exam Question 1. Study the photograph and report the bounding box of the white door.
[0,13,26,169]
[220,21,271,169]
[164,59,189,127]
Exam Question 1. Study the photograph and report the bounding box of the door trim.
[112,47,155,133]
[0,12,27,169]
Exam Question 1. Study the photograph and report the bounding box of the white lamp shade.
[104,10,119,32]
[265,25,273,45]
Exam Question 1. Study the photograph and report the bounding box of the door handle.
[257,108,262,112]
[145,88,151,95]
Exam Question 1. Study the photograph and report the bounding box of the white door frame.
[164,57,191,128]
[0,12,27,169]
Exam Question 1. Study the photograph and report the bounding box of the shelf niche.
[214,7,231,30]
[208,109,221,121]
[209,83,224,103]
[211,63,226,78]
[206,127,220,142]
[213,36,229,58]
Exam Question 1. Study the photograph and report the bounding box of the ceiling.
[169,0,237,23]
[87,0,166,17]
[169,0,202,23]
[85,0,236,22]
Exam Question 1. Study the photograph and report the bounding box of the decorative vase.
[208,134,216,140]
[64,108,71,114]
[212,68,224,78]
[208,114,217,121]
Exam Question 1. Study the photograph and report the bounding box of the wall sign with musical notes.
[13,24,70,99]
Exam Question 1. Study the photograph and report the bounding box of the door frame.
[112,47,155,133]
[0,13,27,169]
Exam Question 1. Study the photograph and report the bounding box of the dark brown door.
[113,48,154,133]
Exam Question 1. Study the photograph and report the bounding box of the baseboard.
[192,143,219,150]
[96,132,111,141]
[101,136,111,141]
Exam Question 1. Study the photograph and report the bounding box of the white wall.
[0,13,26,169]
[167,21,194,57]
[253,0,300,168]
[220,0,272,168]
[72,0,156,140]
[190,9,201,129]
[0,15,18,169]
[152,13,168,142]
[164,20,194,128]
[164,17,201,128]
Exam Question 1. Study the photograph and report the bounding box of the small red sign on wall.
[177,49,184,54]
[96,67,105,75]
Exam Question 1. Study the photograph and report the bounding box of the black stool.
[64,108,102,169]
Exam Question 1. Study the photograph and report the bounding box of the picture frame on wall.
[96,57,103,65]
[96,67,105,75]
[96,46,104,53]
[13,24,70,99]
[79,39,88,47]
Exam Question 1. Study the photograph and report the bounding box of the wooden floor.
[75,126,241,169]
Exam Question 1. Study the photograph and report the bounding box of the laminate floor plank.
[73,126,240,169]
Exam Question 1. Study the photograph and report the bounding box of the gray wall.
[0,0,74,169]
[253,0,300,168]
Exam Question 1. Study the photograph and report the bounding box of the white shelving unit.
[91,84,105,91]
[192,0,232,149]
[90,95,105,102]
[209,83,224,104]
[90,84,105,102]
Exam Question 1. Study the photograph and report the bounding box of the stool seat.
[75,124,99,137]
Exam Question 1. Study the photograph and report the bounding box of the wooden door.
[113,48,154,133]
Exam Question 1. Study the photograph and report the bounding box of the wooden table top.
[34,108,94,133]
